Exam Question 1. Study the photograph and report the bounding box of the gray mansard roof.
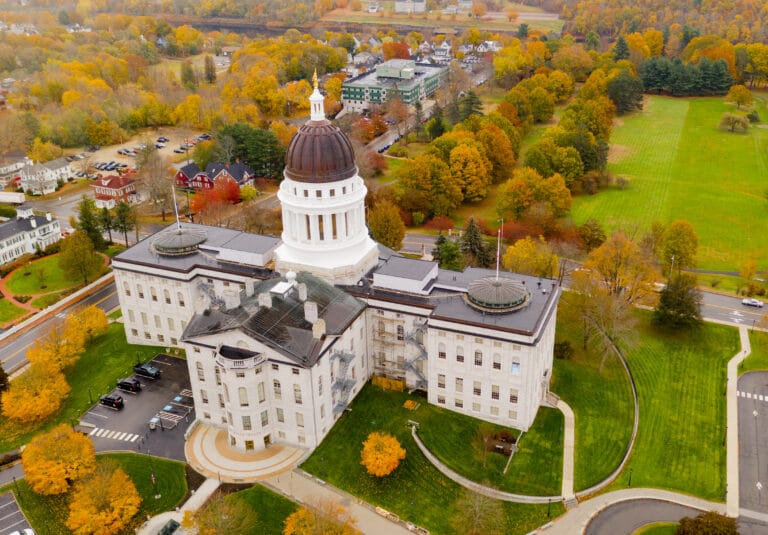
[182,272,366,367]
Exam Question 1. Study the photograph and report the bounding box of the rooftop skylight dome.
[465,276,530,313]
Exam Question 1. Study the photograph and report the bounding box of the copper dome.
[284,120,357,183]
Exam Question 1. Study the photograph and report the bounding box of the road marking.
[737,391,768,403]
[87,427,140,443]
[86,411,109,419]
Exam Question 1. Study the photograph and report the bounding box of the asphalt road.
[739,372,768,517]
[585,499,701,534]
[0,282,119,375]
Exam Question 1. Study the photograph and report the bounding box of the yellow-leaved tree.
[22,424,96,495]
[26,322,84,371]
[360,431,406,477]
[283,498,360,535]
[67,305,109,346]
[66,462,141,534]
[1,362,70,422]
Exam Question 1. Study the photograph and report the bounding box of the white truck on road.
[0,191,26,204]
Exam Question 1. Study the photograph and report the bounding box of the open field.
[551,294,635,491]
[6,254,82,295]
[571,96,768,271]
[14,453,186,535]
[230,484,298,534]
[608,315,738,500]
[302,384,563,534]
[0,323,165,451]
[0,297,27,324]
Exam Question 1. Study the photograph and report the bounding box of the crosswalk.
[89,427,142,442]
[738,391,768,403]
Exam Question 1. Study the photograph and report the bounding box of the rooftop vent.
[465,276,530,314]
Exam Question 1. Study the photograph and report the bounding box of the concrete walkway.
[137,478,221,535]
[542,487,727,534]
[726,325,751,516]
[558,399,575,501]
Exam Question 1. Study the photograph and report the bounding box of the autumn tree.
[662,220,698,275]
[181,59,198,91]
[719,113,749,133]
[386,96,410,140]
[0,363,8,400]
[136,148,173,221]
[27,321,84,371]
[450,143,490,202]
[451,489,505,535]
[578,219,607,252]
[189,491,259,535]
[471,423,495,468]
[59,231,103,286]
[368,200,406,250]
[68,305,109,345]
[382,41,410,61]
[204,54,216,84]
[360,431,406,477]
[66,462,141,534]
[502,236,559,278]
[1,362,70,423]
[676,511,737,535]
[652,273,702,329]
[22,424,96,495]
[725,84,752,109]
[284,498,360,535]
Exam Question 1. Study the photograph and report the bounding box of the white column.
[322,214,331,242]
[310,215,320,244]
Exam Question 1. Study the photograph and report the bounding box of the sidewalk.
[726,325,751,516]
[137,478,220,535]
[558,399,575,500]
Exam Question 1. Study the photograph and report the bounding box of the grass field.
[0,297,27,324]
[608,316,738,499]
[0,323,165,451]
[301,384,563,534]
[30,291,68,310]
[14,453,186,535]
[740,329,768,374]
[551,295,635,491]
[571,96,768,271]
[229,484,298,534]
[634,523,678,535]
[5,254,82,295]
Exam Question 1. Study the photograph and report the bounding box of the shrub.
[0,204,17,218]
[411,211,425,226]
[554,340,574,360]
[425,216,454,231]
[747,110,759,123]
[15,295,32,303]
[387,143,409,157]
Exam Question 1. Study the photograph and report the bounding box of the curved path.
[585,499,700,535]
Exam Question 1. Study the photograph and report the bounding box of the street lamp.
[628,468,633,488]
[87,385,93,404]
[547,497,551,518]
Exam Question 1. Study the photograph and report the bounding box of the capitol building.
[112,81,561,453]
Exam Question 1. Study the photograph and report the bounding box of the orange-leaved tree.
[67,305,109,346]
[26,321,84,371]
[283,497,360,535]
[22,423,96,495]
[66,462,141,534]
[360,431,406,477]
[1,361,70,422]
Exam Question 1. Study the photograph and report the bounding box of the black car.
[134,363,161,380]
[159,519,180,535]
[157,136,169,143]
[99,393,124,410]
[117,377,142,393]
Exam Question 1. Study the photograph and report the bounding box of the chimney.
[304,301,318,324]
[312,318,326,339]
[286,271,297,287]
[297,283,307,301]
[46,212,51,221]
[244,279,255,297]
[30,218,36,228]
[258,292,272,308]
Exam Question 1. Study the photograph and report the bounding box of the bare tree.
[136,148,173,221]
[471,423,495,468]
[451,489,505,535]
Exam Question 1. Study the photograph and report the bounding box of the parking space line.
[129,434,139,442]
[86,411,109,419]
[89,428,98,436]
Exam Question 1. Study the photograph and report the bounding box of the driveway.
[79,353,194,461]
[585,499,701,534]
[738,371,768,518]
[0,491,31,535]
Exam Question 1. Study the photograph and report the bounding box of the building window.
[279,431,286,439]
[137,285,144,299]
[296,412,304,427]
[397,325,404,341]
[164,289,171,304]
[318,376,323,396]
[177,292,185,307]
[509,389,519,403]
[171,337,178,346]
[474,351,483,366]
[150,287,157,302]
[512,360,521,375]
[196,362,205,381]
[257,382,265,403]
[273,380,282,398]
[320,404,326,419]
[141,312,147,325]
[200,389,208,404]
[472,402,480,412]
[218,393,224,408]
[438,374,445,388]
[154,315,161,328]
[203,412,210,419]
[238,387,248,407]
[123,282,131,296]
[493,354,501,370]
[131,328,138,336]
[127,310,135,322]
[491,385,499,400]
[292,368,299,375]
[298,435,306,444]
[193,346,200,353]
[473,381,481,396]
[242,415,252,430]
[490,406,499,416]
[455,377,463,393]
[236,371,245,378]
[272,364,279,371]
[168,317,174,331]
[438,343,446,359]
[277,408,284,422]
[144,332,151,340]
[455,399,463,408]
[437,395,445,404]
[261,410,269,427]
[509,410,518,420]
[293,384,303,405]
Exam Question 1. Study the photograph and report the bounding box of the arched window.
[177,292,185,307]
[456,346,465,363]
[238,387,248,407]
[150,287,158,302]
[396,325,404,341]
[137,284,144,299]
[493,353,502,370]
[474,351,483,366]
[196,362,204,381]
[438,343,446,359]
[123,281,131,297]
[163,289,171,304]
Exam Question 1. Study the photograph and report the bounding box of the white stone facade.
[0,207,61,265]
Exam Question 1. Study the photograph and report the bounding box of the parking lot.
[0,491,32,535]
[79,354,194,461]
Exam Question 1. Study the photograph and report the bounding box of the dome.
[465,276,530,313]
[152,227,207,256]
[284,120,357,183]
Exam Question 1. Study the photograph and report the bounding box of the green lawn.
[14,453,187,535]
[740,329,768,374]
[5,254,82,295]
[572,96,768,271]
[0,323,165,451]
[30,291,68,310]
[551,295,635,491]
[609,316,738,500]
[230,484,298,534]
[634,523,678,535]
[302,384,564,534]
[0,297,27,324]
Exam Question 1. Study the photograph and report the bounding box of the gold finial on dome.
[312,69,318,90]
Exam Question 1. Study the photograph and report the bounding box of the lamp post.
[628,468,633,488]
[547,497,551,518]
[87,385,93,404]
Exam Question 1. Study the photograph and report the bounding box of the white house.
[20,157,71,195]
[0,206,61,265]
[395,0,426,13]
[112,82,561,453]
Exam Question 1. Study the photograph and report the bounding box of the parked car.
[157,136,169,143]
[155,143,165,149]
[158,519,180,535]
[173,148,185,154]
[742,298,764,308]
[99,393,124,410]
[117,377,142,393]
[134,362,161,379]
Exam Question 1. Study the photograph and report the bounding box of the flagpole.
[495,218,503,280]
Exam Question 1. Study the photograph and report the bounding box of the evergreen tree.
[432,235,464,271]
[99,207,114,244]
[607,71,644,114]
[460,218,492,267]
[681,25,700,49]
[426,105,446,140]
[459,90,483,121]
[114,201,135,247]
[75,196,105,251]
[414,100,424,139]
[0,362,9,399]
[218,123,285,179]
[204,54,216,84]
[431,234,447,265]
[180,59,198,91]
[585,31,600,51]
[613,36,630,61]
[652,273,702,328]
[516,23,529,39]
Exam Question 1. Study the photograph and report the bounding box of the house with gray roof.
[0,205,61,265]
